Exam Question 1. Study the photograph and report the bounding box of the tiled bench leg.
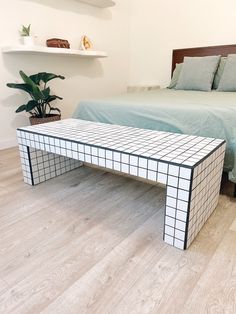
[18,144,83,186]
[164,165,193,250]
[164,143,226,250]
[185,144,226,248]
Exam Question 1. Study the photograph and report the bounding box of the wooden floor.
[0,148,236,314]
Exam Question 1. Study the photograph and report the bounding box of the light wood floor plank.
[41,209,168,314]
[0,192,163,313]
[0,165,113,229]
[0,278,9,295]
[1,173,161,286]
[181,230,236,314]
[229,216,236,231]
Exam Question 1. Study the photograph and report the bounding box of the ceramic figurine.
[80,35,93,50]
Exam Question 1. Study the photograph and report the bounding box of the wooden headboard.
[172,44,236,75]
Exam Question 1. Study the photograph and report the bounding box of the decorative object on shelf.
[80,35,93,51]
[46,38,70,49]
[20,24,34,46]
[7,71,65,125]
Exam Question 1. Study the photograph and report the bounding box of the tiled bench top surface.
[18,118,225,168]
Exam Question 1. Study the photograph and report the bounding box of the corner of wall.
[0,137,17,150]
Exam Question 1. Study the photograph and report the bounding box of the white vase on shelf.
[21,36,34,46]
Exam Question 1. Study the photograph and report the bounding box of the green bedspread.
[73,89,236,183]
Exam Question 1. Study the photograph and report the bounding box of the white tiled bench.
[17,119,226,250]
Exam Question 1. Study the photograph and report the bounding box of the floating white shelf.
[2,45,108,58]
[78,0,115,8]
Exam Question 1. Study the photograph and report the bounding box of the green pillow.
[176,56,220,92]
[217,55,236,92]
[168,63,182,89]
[213,57,227,89]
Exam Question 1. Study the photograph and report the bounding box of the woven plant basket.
[29,114,61,126]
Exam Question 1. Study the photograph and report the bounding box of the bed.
[73,44,236,185]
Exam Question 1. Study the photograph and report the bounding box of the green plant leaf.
[26,100,38,112]
[19,71,44,101]
[29,72,65,84]
[42,87,50,100]
[49,107,61,114]
[7,83,33,95]
[15,104,26,113]
[28,73,41,85]
[46,95,63,103]
[43,73,65,83]
[21,24,31,36]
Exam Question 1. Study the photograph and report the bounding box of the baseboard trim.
[0,138,17,150]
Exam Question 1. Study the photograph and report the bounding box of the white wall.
[0,0,130,149]
[129,0,236,87]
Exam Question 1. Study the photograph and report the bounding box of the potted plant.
[7,71,65,125]
[20,24,34,46]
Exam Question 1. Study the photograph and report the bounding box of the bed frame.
[172,44,236,75]
[172,43,236,197]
